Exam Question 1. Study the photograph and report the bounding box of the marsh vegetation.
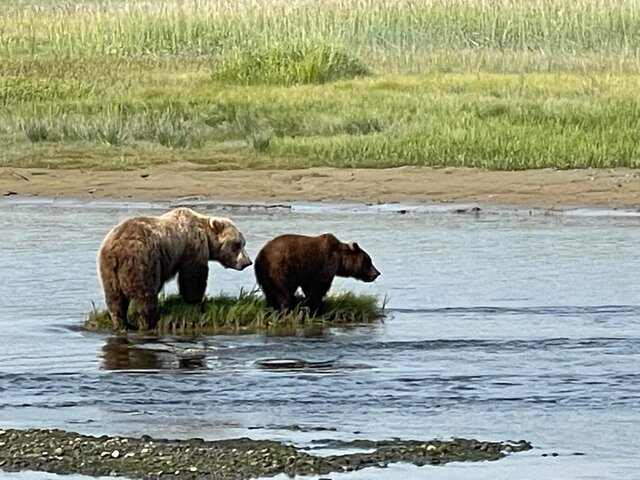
[2,0,639,170]
[85,290,386,335]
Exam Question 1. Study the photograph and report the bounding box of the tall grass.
[1,0,640,170]
[3,73,640,170]
[2,0,640,71]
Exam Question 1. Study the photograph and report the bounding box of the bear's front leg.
[178,263,209,304]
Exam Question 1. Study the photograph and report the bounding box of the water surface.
[1,199,639,479]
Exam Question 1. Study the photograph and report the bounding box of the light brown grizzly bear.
[254,233,380,315]
[97,207,252,331]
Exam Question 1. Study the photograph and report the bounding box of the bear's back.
[256,233,341,279]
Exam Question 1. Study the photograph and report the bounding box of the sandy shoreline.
[2,164,640,210]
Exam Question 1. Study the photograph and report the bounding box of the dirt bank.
[2,164,640,209]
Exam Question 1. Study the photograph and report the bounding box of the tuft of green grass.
[0,76,94,105]
[212,43,370,86]
[156,121,190,149]
[21,120,51,143]
[85,290,386,336]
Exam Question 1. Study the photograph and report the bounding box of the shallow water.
[1,199,639,479]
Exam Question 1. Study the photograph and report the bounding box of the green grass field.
[2,0,639,170]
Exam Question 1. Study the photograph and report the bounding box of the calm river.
[1,199,639,479]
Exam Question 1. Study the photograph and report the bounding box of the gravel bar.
[0,428,533,479]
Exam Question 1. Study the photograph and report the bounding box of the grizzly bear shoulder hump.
[318,233,343,254]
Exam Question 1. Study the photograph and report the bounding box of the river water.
[0,198,639,479]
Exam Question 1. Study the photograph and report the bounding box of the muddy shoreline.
[0,428,532,479]
[2,164,640,210]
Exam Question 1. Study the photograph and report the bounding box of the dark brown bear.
[254,233,380,315]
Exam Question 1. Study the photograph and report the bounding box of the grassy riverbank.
[2,0,639,171]
[86,291,386,335]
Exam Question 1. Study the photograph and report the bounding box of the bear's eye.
[230,241,242,250]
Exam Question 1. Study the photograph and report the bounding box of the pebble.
[54,447,63,456]
[189,466,198,472]
[111,450,120,458]
[426,445,436,452]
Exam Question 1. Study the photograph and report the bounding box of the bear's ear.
[209,217,227,234]
[347,241,360,252]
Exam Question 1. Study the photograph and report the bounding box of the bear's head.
[337,241,380,282]
[208,217,252,271]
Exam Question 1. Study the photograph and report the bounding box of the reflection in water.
[101,336,167,371]
[101,336,207,371]
[255,358,338,371]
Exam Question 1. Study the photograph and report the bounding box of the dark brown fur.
[97,208,251,331]
[254,233,380,315]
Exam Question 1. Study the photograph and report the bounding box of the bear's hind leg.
[105,292,130,331]
[303,295,324,317]
[259,277,294,312]
[134,294,159,331]
[266,290,295,312]
[301,280,331,316]
[305,296,325,316]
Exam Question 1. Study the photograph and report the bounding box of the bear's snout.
[366,266,381,282]
[235,252,252,270]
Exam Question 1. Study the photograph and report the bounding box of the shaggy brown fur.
[254,233,380,315]
[97,207,252,330]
